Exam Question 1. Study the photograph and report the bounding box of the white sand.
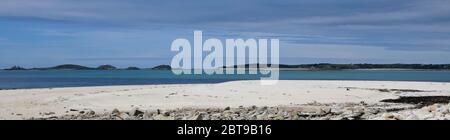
[1,80,450,119]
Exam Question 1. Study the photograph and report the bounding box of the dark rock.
[112,108,120,115]
[130,108,144,116]
[381,96,450,107]
[44,112,55,115]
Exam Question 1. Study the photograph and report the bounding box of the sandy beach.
[1,80,450,120]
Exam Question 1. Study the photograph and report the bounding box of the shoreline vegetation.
[3,63,450,71]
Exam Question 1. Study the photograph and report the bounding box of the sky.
[0,0,450,68]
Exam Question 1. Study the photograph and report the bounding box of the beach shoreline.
[1,80,450,120]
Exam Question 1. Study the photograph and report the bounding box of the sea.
[1,70,450,89]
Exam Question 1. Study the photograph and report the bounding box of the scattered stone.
[85,110,95,116]
[112,108,120,115]
[162,111,171,117]
[31,102,450,120]
[118,112,131,120]
[44,112,55,115]
[130,108,144,116]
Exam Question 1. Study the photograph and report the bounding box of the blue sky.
[1,0,450,68]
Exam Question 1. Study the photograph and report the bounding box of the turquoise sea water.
[1,70,450,89]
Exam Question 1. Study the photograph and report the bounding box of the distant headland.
[223,63,450,70]
[3,63,450,71]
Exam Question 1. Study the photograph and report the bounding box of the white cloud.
[282,43,450,63]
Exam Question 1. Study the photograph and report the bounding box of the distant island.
[224,63,450,70]
[150,65,171,70]
[3,63,450,71]
[2,64,171,71]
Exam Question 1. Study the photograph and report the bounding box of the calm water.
[1,70,450,89]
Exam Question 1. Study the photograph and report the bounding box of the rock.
[425,104,438,112]
[444,114,450,120]
[130,108,144,116]
[436,106,449,114]
[340,108,364,120]
[360,101,368,106]
[366,108,380,115]
[79,111,85,114]
[224,107,231,110]
[299,106,328,116]
[192,112,209,120]
[44,112,55,115]
[256,111,267,120]
[117,113,131,120]
[211,113,222,120]
[330,107,345,115]
[404,112,419,120]
[85,110,95,116]
[69,109,78,112]
[153,114,174,120]
[111,108,120,115]
[382,113,395,120]
[143,111,156,120]
[162,111,171,117]
[257,106,268,113]
[353,106,365,113]
[320,107,331,114]
[423,113,436,120]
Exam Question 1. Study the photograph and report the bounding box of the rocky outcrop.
[31,102,450,120]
